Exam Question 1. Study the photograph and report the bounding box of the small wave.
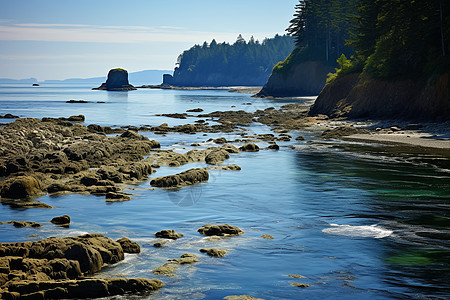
[322,224,393,239]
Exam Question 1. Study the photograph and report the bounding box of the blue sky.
[0,0,297,80]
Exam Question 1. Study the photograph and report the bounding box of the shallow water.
[0,84,449,299]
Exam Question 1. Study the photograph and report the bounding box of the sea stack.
[94,68,137,91]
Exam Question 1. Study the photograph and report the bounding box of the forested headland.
[163,34,294,87]
[260,0,450,120]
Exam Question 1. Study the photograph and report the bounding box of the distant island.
[163,34,294,87]
[0,70,170,85]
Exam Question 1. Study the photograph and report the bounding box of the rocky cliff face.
[256,61,334,97]
[310,73,450,121]
[94,68,136,91]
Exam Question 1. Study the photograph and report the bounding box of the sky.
[0,0,297,81]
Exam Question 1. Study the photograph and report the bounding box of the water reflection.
[294,144,450,298]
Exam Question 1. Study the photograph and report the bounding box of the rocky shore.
[0,233,164,299]
[1,96,450,299]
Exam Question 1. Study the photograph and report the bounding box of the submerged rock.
[261,235,274,239]
[153,253,198,276]
[197,224,244,236]
[291,283,310,288]
[224,296,264,300]
[200,248,227,257]
[94,68,137,91]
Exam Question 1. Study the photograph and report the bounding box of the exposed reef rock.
[93,68,137,91]
[257,61,333,97]
[0,118,160,202]
[200,248,227,257]
[0,221,41,228]
[153,253,199,276]
[150,168,209,188]
[0,234,161,299]
[154,229,184,240]
[116,238,141,254]
[197,224,244,236]
[50,215,71,225]
[310,73,450,121]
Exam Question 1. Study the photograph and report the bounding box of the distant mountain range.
[0,70,171,85]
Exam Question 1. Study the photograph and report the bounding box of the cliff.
[309,73,450,121]
[94,68,136,91]
[256,61,334,97]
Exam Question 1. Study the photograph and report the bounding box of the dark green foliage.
[167,34,295,86]
[348,0,450,80]
[286,0,357,63]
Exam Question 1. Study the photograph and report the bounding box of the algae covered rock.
[94,68,137,91]
[155,229,184,240]
[198,224,244,236]
[116,238,141,254]
[150,168,209,188]
[200,248,227,257]
[0,176,43,199]
[50,215,71,225]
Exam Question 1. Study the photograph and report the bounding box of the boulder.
[239,143,259,152]
[154,229,183,240]
[197,224,244,236]
[0,176,43,199]
[205,149,230,165]
[150,168,209,188]
[94,68,137,91]
[50,215,70,225]
[116,238,140,254]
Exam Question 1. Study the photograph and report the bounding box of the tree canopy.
[286,0,450,81]
[165,34,295,87]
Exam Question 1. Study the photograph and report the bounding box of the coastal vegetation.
[260,0,450,120]
[163,34,294,86]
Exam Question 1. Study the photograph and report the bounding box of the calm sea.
[0,84,449,299]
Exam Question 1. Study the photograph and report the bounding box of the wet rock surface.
[0,118,160,202]
[116,238,141,254]
[0,221,41,228]
[200,248,227,257]
[0,234,159,299]
[153,253,199,276]
[198,224,244,236]
[150,168,209,188]
[154,229,184,240]
[50,215,70,225]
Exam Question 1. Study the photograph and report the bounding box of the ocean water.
[0,84,449,299]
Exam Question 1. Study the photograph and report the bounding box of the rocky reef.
[93,68,136,91]
[0,117,159,204]
[0,234,164,299]
[309,73,450,121]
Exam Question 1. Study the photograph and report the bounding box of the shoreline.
[136,84,262,94]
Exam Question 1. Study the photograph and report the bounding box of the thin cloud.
[0,21,272,44]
